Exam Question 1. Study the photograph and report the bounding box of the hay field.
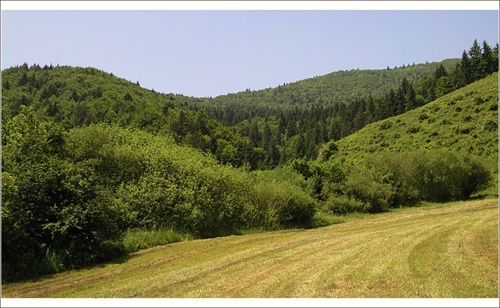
[2,199,498,298]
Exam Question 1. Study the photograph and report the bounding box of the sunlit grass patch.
[123,229,193,253]
[3,199,497,298]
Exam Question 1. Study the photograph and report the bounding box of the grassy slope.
[2,199,497,298]
[335,73,499,183]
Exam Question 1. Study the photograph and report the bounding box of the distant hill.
[334,72,498,174]
[206,59,460,107]
[1,64,200,127]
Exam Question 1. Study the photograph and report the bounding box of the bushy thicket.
[2,108,125,281]
[294,150,492,215]
[1,107,316,282]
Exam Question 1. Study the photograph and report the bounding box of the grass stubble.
[2,199,498,298]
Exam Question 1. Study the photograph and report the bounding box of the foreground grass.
[123,229,194,253]
[2,199,498,298]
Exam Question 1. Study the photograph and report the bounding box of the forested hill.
[1,64,200,127]
[1,41,498,170]
[284,72,498,218]
[206,58,460,106]
[0,60,460,170]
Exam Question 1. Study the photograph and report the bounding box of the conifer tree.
[468,39,483,81]
[492,43,499,69]
[295,133,306,159]
[434,64,448,80]
[249,120,261,148]
[18,71,28,86]
[481,40,495,76]
[461,50,472,84]
[261,122,272,149]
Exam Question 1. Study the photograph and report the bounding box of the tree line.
[192,40,498,166]
[3,41,496,170]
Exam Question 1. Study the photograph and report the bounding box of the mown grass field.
[2,199,498,298]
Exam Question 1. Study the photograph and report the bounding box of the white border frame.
[1,1,499,11]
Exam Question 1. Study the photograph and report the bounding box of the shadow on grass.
[3,253,133,285]
[93,253,132,268]
[469,193,499,200]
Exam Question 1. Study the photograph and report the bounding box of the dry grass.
[2,199,498,298]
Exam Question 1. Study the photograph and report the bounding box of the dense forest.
[1,39,498,282]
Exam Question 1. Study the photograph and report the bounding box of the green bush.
[484,120,497,131]
[344,167,393,213]
[362,150,492,204]
[250,169,317,228]
[322,193,368,215]
[318,140,339,161]
[364,153,420,207]
[412,150,491,202]
[2,108,125,282]
[2,115,322,282]
[379,120,393,130]
[80,124,318,236]
[316,150,492,215]
[406,125,420,134]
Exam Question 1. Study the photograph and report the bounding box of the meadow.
[2,198,497,298]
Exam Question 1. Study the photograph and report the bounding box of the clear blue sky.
[1,2,498,98]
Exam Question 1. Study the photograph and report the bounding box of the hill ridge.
[208,58,460,105]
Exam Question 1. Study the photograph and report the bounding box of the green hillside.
[335,72,498,174]
[1,63,451,169]
[0,64,200,128]
[1,41,492,168]
[208,59,460,106]
[285,73,498,217]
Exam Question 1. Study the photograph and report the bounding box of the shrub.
[474,96,485,105]
[418,113,429,121]
[318,140,339,161]
[2,109,125,282]
[411,150,491,202]
[329,150,492,213]
[489,102,498,111]
[484,120,497,131]
[322,193,368,215]
[279,190,317,226]
[379,120,393,130]
[344,167,393,213]
[406,125,420,134]
[455,155,492,199]
[363,153,420,207]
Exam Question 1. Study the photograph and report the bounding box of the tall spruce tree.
[468,39,483,81]
[461,50,473,84]
[481,40,495,76]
